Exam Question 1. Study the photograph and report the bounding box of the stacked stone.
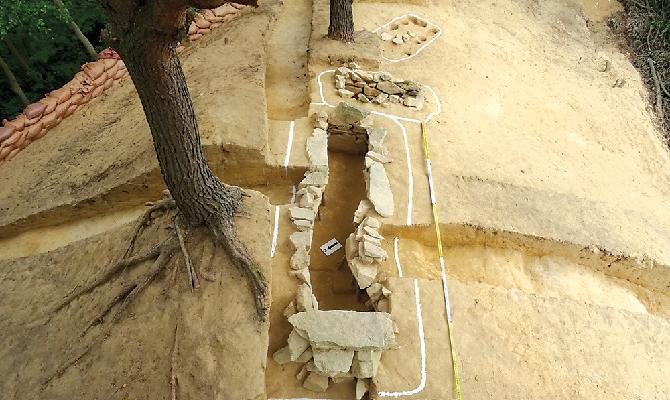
[186,3,246,43]
[334,63,425,110]
[0,52,128,163]
[273,310,396,397]
[327,102,372,154]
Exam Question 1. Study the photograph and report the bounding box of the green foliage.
[0,0,107,121]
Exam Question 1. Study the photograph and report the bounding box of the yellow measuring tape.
[421,122,463,400]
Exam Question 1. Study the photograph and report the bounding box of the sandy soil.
[0,191,271,400]
[2,0,670,398]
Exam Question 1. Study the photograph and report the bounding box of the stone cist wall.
[334,65,425,109]
[273,104,399,398]
[0,3,249,164]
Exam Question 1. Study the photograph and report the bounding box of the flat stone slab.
[289,310,396,350]
[367,161,394,217]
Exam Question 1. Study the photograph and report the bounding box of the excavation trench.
[381,224,670,319]
[309,150,370,311]
[0,164,307,260]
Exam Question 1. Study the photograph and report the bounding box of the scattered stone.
[376,80,403,95]
[366,283,383,302]
[337,88,354,98]
[303,372,329,392]
[297,347,314,363]
[380,72,392,81]
[291,248,310,270]
[336,66,350,75]
[596,57,609,72]
[313,349,355,374]
[329,102,370,126]
[290,207,316,222]
[357,93,370,103]
[290,268,311,284]
[354,263,378,289]
[363,234,382,247]
[353,81,367,88]
[272,345,291,365]
[307,129,328,167]
[293,219,312,231]
[296,364,309,381]
[296,283,318,312]
[363,85,381,97]
[367,162,394,218]
[362,216,380,229]
[382,286,392,296]
[389,94,400,103]
[373,93,389,104]
[376,298,390,313]
[315,110,329,123]
[363,226,383,239]
[403,93,425,110]
[392,36,404,45]
[368,128,387,152]
[315,119,328,130]
[289,310,396,350]
[299,170,328,189]
[361,240,387,260]
[288,329,311,361]
[284,300,298,318]
[352,350,382,378]
[354,200,373,224]
[380,32,393,41]
[367,150,392,164]
[356,378,370,399]
[299,191,316,209]
[335,75,346,89]
[356,70,373,81]
[306,185,323,199]
[290,230,312,252]
[348,61,360,69]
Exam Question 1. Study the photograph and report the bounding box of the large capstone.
[288,310,396,351]
[329,102,371,126]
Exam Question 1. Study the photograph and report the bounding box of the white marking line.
[391,119,413,225]
[372,13,443,63]
[394,237,404,277]
[378,278,427,397]
[270,205,280,258]
[283,120,295,168]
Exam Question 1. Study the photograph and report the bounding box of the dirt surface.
[0,191,271,400]
[2,0,670,399]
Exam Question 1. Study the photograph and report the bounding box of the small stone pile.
[334,63,425,110]
[273,310,397,397]
[380,30,417,46]
[345,200,393,312]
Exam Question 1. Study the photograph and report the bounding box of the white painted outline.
[378,278,427,397]
[270,205,280,258]
[394,237,404,277]
[372,13,443,63]
[283,120,295,168]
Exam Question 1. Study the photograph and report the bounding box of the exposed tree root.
[42,241,178,389]
[124,196,176,259]
[175,218,199,289]
[209,216,269,321]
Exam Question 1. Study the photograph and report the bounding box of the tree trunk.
[120,38,241,228]
[0,53,30,106]
[328,0,354,42]
[52,0,98,60]
[102,0,267,318]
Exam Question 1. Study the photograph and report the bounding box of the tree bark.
[0,53,30,106]
[52,0,98,60]
[328,0,354,42]
[119,34,241,228]
[102,0,268,316]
